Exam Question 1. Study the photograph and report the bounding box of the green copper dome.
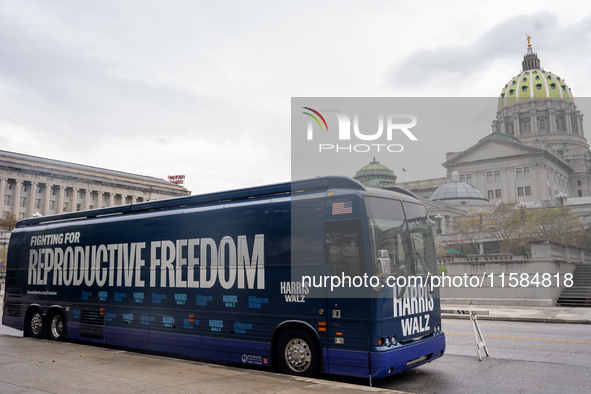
[353,158,397,186]
[498,41,574,111]
[498,70,574,110]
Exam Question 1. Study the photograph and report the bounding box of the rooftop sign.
[167,175,185,185]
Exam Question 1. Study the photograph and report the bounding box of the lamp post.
[433,214,443,235]
[555,192,568,206]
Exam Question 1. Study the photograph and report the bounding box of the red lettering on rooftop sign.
[168,175,185,185]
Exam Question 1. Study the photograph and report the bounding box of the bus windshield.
[365,197,437,277]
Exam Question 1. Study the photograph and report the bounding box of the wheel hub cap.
[31,314,42,335]
[285,338,311,372]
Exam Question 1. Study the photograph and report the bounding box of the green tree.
[526,205,581,244]
[572,224,591,250]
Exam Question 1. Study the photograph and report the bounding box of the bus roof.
[15,176,363,228]
[16,176,421,228]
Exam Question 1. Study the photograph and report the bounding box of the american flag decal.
[332,201,353,215]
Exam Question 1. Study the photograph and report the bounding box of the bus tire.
[47,310,66,341]
[26,309,45,339]
[275,329,319,377]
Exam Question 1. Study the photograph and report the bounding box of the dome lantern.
[522,34,541,71]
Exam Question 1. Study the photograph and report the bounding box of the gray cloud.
[388,12,591,93]
[0,10,240,148]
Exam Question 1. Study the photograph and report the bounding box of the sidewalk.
[442,304,591,324]
[0,335,399,394]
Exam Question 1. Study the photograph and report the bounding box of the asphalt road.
[362,319,591,393]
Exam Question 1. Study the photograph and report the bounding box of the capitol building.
[355,38,591,251]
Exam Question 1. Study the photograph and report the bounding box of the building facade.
[0,150,190,220]
[356,38,591,242]
[443,39,589,204]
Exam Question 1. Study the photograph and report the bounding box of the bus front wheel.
[26,310,44,339]
[47,310,65,341]
[276,329,319,377]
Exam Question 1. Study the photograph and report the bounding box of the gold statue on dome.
[526,34,532,47]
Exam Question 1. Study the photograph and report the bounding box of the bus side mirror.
[376,250,391,277]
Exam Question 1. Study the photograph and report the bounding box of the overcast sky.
[1,1,591,194]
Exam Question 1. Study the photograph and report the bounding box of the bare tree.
[453,208,489,254]
[487,202,529,254]
[0,214,17,231]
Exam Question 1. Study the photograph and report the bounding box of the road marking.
[447,333,591,344]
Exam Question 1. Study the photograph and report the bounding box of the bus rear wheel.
[27,310,44,339]
[276,329,319,377]
[47,310,65,341]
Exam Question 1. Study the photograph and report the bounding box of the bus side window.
[325,220,364,277]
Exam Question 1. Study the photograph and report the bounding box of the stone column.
[43,184,52,215]
[12,180,21,218]
[534,164,541,200]
[549,109,556,133]
[531,111,538,135]
[544,166,552,200]
[83,189,90,210]
[481,170,486,191]
[513,115,520,137]
[108,192,114,207]
[574,113,583,136]
[71,188,78,212]
[28,181,38,217]
[96,191,103,209]
[0,178,6,216]
[565,110,572,134]
[503,166,510,203]
[57,185,65,214]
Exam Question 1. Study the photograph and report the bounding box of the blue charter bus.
[2,176,445,380]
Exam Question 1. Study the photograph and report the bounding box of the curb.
[442,314,591,324]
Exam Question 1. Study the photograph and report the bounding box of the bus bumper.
[370,333,446,379]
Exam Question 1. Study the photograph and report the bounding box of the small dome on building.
[430,171,488,202]
[353,158,397,187]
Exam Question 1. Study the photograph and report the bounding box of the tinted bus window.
[402,201,437,276]
[364,197,409,277]
[325,220,364,277]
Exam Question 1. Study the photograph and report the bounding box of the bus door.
[324,218,370,377]
[366,197,439,344]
